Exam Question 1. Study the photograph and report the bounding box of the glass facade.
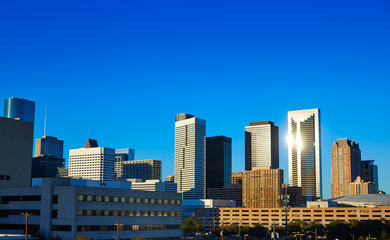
[4,97,35,123]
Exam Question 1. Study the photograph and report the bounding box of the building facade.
[114,148,135,179]
[206,136,232,189]
[131,179,177,192]
[232,172,243,185]
[68,142,115,181]
[32,155,65,178]
[122,160,161,181]
[35,136,64,158]
[331,139,361,198]
[196,206,390,231]
[245,121,279,170]
[0,178,182,240]
[174,113,206,199]
[361,160,379,193]
[0,117,34,187]
[207,184,243,206]
[288,108,322,201]
[242,167,283,208]
[350,176,376,195]
[3,97,35,123]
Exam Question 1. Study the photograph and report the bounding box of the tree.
[75,235,92,240]
[182,216,203,237]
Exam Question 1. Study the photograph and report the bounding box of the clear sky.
[1,0,389,199]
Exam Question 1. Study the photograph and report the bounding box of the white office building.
[288,108,322,201]
[131,179,177,192]
[69,144,115,181]
[245,121,279,170]
[174,113,206,200]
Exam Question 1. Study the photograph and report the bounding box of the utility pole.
[114,221,123,240]
[21,212,30,240]
[280,184,290,240]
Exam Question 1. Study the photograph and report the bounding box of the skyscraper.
[174,113,206,199]
[331,139,361,198]
[206,136,232,189]
[288,108,322,201]
[4,97,35,123]
[68,139,115,181]
[245,121,279,170]
[35,136,64,158]
[122,159,161,181]
[361,160,379,193]
[115,148,135,179]
[0,117,34,187]
[242,167,283,208]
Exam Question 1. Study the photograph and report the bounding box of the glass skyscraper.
[206,136,232,189]
[288,108,322,201]
[4,97,35,123]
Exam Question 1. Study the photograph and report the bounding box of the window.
[53,195,58,204]
[52,210,58,218]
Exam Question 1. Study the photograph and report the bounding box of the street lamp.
[21,212,30,240]
[279,184,290,240]
[114,221,123,240]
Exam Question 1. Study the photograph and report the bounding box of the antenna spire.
[44,106,47,137]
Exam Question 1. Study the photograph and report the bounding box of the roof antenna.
[44,105,47,137]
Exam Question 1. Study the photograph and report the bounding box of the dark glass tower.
[361,160,379,193]
[4,97,35,123]
[206,136,232,189]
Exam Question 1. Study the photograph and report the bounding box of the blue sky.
[1,0,389,198]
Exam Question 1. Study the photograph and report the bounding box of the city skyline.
[1,0,389,199]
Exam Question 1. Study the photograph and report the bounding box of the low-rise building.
[0,178,182,240]
[130,179,177,192]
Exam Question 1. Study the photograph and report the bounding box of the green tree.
[182,216,204,237]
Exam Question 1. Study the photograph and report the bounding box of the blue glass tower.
[4,97,35,123]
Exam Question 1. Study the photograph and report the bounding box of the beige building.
[232,171,243,185]
[242,167,283,208]
[122,159,161,181]
[350,176,376,195]
[196,206,390,231]
[0,117,34,187]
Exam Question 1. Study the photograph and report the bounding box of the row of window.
[0,175,10,181]
[77,195,181,205]
[77,210,181,217]
[77,224,181,232]
[1,195,41,204]
[0,209,40,217]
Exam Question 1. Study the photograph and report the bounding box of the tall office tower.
[331,139,361,198]
[242,167,283,208]
[174,113,206,199]
[245,121,279,170]
[68,139,115,181]
[231,172,243,185]
[288,108,322,201]
[361,160,379,193]
[35,136,64,158]
[4,97,35,123]
[206,136,232,189]
[350,176,376,195]
[115,148,135,179]
[122,159,161,181]
[0,117,34,187]
[31,155,65,178]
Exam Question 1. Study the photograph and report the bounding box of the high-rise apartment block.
[331,139,361,198]
[174,113,206,199]
[115,148,135,179]
[361,160,379,193]
[4,97,35,123]
[0,117,34,187]
[68,139,115,181]
[35,136,64,158]
[245,121,279,170]
[288,108,322,201]
[242,167,283,208]
[350,176,376,195]
[206,136,232,189]
[122,159,161,181]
